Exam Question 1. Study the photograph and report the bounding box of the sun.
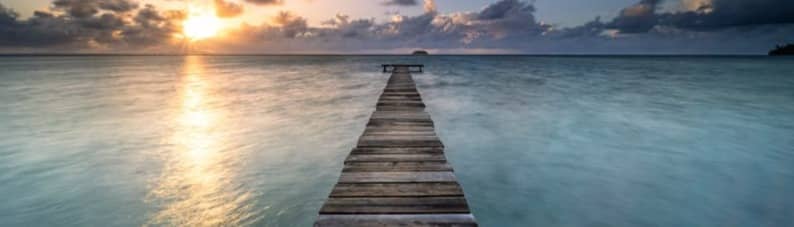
[183,12,221,40]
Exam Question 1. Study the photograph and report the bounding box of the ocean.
[1,56,792,226]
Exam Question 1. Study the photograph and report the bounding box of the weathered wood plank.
[358,137,443,147]
[376,106,426,111]
[365,125,436,131]
[380,92,421,96]
[358,135,440,139]
[330,183,463,197]
[376,101,426,107]
[338,172,457,183]
[316,65,476,226]
[362,131,437,137]
[351,147,444,154]
[369,114,432,121]
[384,88,419,93]
[367,121,434,128]
[357,140,444,148]
[315,214,477,227]
[378,97,422,101]
[320,196,470,214]
[343,162,452,172]
[345,154,447,163]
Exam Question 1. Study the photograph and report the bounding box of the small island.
[412,50,429,55]
[769,44,794,56]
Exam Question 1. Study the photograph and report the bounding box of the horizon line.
[0,53,776,57]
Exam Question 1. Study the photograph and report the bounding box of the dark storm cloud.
[605,0,794,33]
[0,4,18,24]
[120,4,183,46]
[382,0,418,6]
[52,0,138,18]
[665,0,794,30]
[97,0,139,12]
[1,4,78,46]
[214,0,244,18]
[605,0,661,33]
[477,0,535,20]
[0,1,182,50]
[244,0,282,6]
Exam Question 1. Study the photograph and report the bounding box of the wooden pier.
[315,65,477,226]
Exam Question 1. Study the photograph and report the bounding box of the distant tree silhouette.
[769,44,794,56]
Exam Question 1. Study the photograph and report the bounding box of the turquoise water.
[0,56,792,226]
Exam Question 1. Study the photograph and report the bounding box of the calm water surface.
[0,56,792,226]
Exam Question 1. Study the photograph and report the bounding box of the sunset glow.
[1,0,792,54]
[183,10,222,40]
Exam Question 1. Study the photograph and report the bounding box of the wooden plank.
[380,92,421,96]
[330,183,463,197]
[380,95,418,98]
[362,131,437,137]
[320,196,470,214]
[371,111,431,119]
[376,106,426,111]
[368,118,433,123]
[357,140,444,148]
[357,138,442,147]
[367,121,434,128]
[316,65,476,226]
[351,147,444,154]
[345,154,447,163]
[381,94,416,96]
[358,135,440,139]
[386,83,416,86]
[338,172,457,183]
[379,97,422,101]
[315,214,477,227]
[384,88,419,93]
[343,162,452,172]
[365,125,435,130]
[377,101,426,107]
[367,117,432,122]
[364,127,437,133]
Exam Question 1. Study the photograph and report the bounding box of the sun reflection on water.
[146,56,254,226]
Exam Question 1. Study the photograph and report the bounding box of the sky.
[1,0,793,54]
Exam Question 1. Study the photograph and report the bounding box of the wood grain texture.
[315,214,477,227]
[343,162,453,172]
[345,154,447,163]
[330,183,463,197]
[338,172,457,183]
[315,65,476,226]
[351,147,444,154]
[320,196,470,214]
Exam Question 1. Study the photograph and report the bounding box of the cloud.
[0,1,184,51]
[605,0,794,33]
[51,0,138,18]
[382,0,417,6]
[666,0,794,30]
[605,0,660,33]
[218,0,552,52]
[244,0,282,6]
[423,0,436,13]
[209,0,794,54]
[2,0,794,54]
[271,11,309,38]
[214,0,244,18]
